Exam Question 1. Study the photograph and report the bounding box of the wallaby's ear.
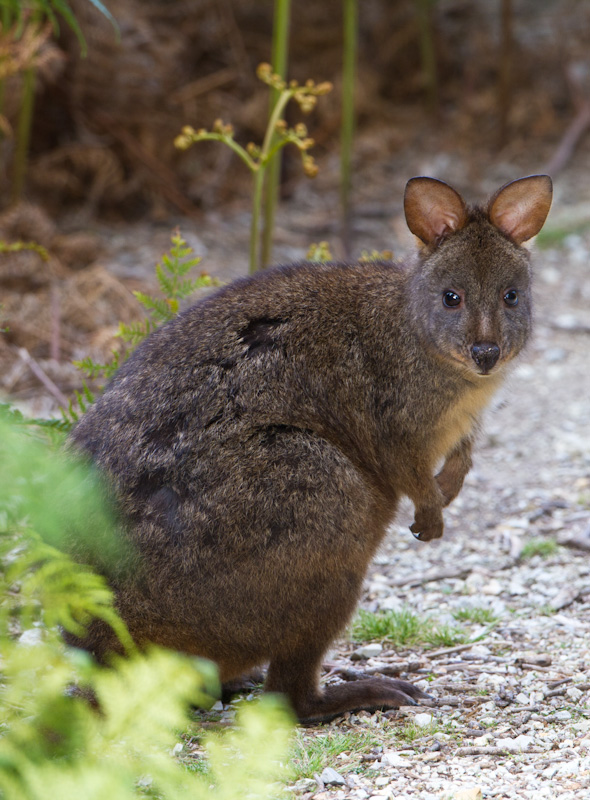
[488,175,553,245]
[404,177,468,246]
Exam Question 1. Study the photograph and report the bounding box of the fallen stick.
[17,347,68,407]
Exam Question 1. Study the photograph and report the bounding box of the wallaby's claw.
[410,504,444,541]
[410,519,444,541]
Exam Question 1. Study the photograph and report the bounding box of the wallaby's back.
[68,175,552,722]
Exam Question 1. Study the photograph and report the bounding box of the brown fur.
[66,175,552,723]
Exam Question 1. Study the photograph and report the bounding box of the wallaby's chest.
[429,375,502,462]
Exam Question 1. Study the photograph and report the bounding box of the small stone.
[469,644,491,656]
[414,712,433,728]
[378,596,404,612]
[567,686,583,703]
[481,579,502,596]
[453,788,483,800]
[210,700,224,711]
[550,586,580,611]
[380,751,410,767]
[319,767,346,786]
[555,710,572,721]
[374,776,390,787]
[433,732,452,742]
[351,643,383,660]
[515,692,530,705]
[542,765,558,779]
[473,734,491,746]
[496,734,534,752]
[172,742,183,755]
[293,778,317,793]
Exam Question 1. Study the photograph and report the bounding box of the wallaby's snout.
[471,341,500,374]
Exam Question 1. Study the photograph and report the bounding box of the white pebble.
[353,643,383,659]
[380,751,410,768]
[567,686,583,702]
[319,766,346,786]
[555,710,572,721]
[496,734,534,752]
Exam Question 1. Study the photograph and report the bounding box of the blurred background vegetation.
[1,0,589,406]
[1,0,588,218]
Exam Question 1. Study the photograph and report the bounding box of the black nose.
[471,342,500,373]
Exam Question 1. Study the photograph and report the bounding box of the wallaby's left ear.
[488,175,553,245]
[404,177,468,247]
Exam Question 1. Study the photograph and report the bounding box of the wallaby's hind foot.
[293,677,429,725]
[266,656,430,724]
[221,668,266,703]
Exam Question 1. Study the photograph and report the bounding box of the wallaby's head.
[404,175,552,378]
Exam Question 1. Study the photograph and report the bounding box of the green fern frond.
[155,262,176,297]
[73,357,109,380]
[133,292,173,324]
[116,319,153,345]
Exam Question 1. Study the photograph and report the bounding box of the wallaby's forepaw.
[410,508,444,541]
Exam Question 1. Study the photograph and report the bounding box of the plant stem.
[250,89,294,273]
[260,0,291,270]
[193,131,258,171]
[250,166,265,274]
[0,6,12,136]
[416,0,438,115]
[12,63,35,203]
[497,0,513,148]
[262,89,293,156]
[341,0,357,257]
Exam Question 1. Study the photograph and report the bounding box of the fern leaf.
[155,262,175,296]
[133,292,173,323]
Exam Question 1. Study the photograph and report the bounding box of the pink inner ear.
[432,207,464,239]
[491,203,526,240]
[404,177,468,246]
[488,175,553,245]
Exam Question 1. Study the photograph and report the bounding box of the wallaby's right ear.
[488,175,553,245]
[404,177,468,247]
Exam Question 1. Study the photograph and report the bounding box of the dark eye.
[504,289,518,307]
[443,291,461,308]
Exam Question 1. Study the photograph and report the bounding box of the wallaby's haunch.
[68,175,552,723]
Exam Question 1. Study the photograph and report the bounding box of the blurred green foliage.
[0,416,295,799]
